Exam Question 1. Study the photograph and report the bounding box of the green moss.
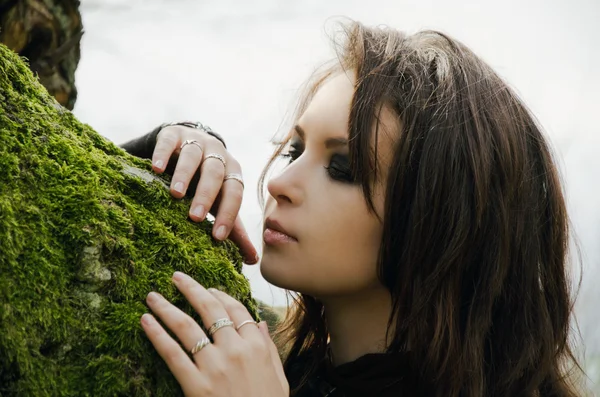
[0,44,258,396]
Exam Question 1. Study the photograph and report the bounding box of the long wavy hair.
[259,21,583,396]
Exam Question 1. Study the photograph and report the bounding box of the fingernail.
[147,292,160,303]
[254,254,260,263]
[153,159,164,169]
[208,288,218,293]
[191,205,205,219]
[173,271,185,283]
[215,225,227,240]
[141,313,154,326]
[173,182,184,194]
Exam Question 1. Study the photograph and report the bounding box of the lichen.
[0,43,258,396]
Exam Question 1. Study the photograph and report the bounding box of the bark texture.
[0,0,82,109]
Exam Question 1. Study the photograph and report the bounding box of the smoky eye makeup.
[279,146,356,184]
[325,153,356,183]
[277,129,357,183]
[280,139,303,161]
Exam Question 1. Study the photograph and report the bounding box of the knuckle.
[208,360,228,379]
[226,345,248,362]
[175,165,197,180]
[205,134,223,147]
[227,187,244,202]
[221,301,239,316]
[203,160,226,176]
[196,188,215,203]
[227,157,241,171]
[158,127,180,143]
[164,347,182,364]
[226,299,245,314]
[218,210,237,225]
[196,298,214,314]
[172,315,196,333]
[247,338,265,354]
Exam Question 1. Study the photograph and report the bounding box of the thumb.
[229,216,259,264]
[258,321,289,392]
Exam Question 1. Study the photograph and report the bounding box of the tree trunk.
[0,43,257,396]
[0,0,82,110]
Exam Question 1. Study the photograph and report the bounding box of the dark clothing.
[288,349,424,397]
[120,125,162,161]
[121,130,416,396]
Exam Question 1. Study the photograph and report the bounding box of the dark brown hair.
[259,21,583,396]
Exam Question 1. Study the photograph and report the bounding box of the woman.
[122,21,584,396]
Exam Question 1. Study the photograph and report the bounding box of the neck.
[322,285,393,367]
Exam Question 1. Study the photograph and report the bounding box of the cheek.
[261,192,384,296]
[317,206,383,284]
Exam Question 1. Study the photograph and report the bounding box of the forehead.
[297,72,355,138]
[298,70,400,182]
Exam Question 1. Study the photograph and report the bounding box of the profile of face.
[260,71,399,299]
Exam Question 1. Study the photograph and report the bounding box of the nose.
[266,162,304,206]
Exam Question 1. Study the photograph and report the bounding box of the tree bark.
[0,0,82,110]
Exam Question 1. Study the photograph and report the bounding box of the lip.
[264,218,297,241]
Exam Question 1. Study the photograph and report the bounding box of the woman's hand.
[141,272,289,397]
[151,124,258,264]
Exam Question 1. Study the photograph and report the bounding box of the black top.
[287,349,424,397]
[120,129,420,396]
[120,125,162,161]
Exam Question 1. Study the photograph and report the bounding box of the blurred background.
[2,0,598,391]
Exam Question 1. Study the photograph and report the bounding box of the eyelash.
[279,149,356,184]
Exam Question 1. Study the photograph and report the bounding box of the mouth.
[263,218,298,245]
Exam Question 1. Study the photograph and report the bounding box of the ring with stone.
[207,318,234,338]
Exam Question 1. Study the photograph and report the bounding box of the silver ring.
[180,139,202,151]
[224,173,244,189]
[204,153,227,168]
[190,337,211,355]
[235,320,258,331]
[207,318,234,337]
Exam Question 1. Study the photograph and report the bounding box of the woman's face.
[260,72,399,299]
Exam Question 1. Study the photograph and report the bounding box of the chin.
[259,253,299,291]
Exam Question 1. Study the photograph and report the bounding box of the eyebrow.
[294,125,348,149]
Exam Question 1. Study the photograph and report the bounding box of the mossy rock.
[0,44,258,396]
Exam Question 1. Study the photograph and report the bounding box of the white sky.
[74,0,600,379]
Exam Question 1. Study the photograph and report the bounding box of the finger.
[145,292,207,353]
[152,126,180,174]
[207,288,261,341]
[189,149,226,225]
[258,321,288,392]
[140,313,203,393]
[170,142,204,199]
[229,216,259,264]
[172,272,238,344]
[212,159,243,241]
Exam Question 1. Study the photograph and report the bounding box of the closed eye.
[279,149,356,184]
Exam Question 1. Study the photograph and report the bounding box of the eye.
[279,147,357,184]
[324,154,357,184]
[280,142,303,164]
